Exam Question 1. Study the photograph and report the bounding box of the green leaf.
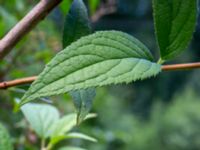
[59,147,86,150]
[50,113,96,146]
[89,0,100,15]
[59,0,72,15]
[51,113,96,138]
[19,31,161,106]
[50,133,96,146]
[70,88,96,124]
[0,123,13,150]
[63,0,96,125]
[21,103,59,138]
[62,0,91,48]
[51,114,77,138]
[153,0,197,60]
[66,132,97,142]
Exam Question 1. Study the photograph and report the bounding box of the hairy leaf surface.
[19,31,161,106]
[153,0,197,60]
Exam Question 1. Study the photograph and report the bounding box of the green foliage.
[21,103,96,149]
[89,88,200,150]
[50,114,78,138]
[21,103,60,138]
[153,0,197,60]
[70,89,96,124]
[160,89,200,150]
[62,0,91,48]
[1,0,200,149]
[0,6,17,37]
[19,31,161,106]
[63,0,96,125]
[88,0,100,15]
[59,0,72,15]
[0,123,13,150]
[59,147,86,150]
[65,132,97,142]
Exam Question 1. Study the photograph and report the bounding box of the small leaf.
[62,0,91,48]
[59,147,86,150]
[51,114,77,138]
[63,0,96,125]
[0,123,13,150]
[50,133,96,146]
[51,113,95,138]
[19,31,161,106]
[70,88,96,124]
[21,103,59,138]
[66,132,97,142]
[50,113,95,146]
[153,0,198,60]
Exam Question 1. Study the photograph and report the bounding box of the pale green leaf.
[51,113,96,138]
[59,147,86,150]
[153,0,197,60]
[51,113,77,138]
[66,132,97,142]
[19,31,161,106]
[70,88,96,124]
[50,113,96,145]
[0,123,13,150]
[50,133,96,146]
[21,103,59,138]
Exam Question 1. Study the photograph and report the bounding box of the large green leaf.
[21,103,59,138]
[63,0,95,125]
[19,31,161,106]
[62,0,91,47]
[0,123,13,150]
[153,0,197,60]
[70,88,96,125]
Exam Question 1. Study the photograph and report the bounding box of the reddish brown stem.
[0,62,200,89]
[0,76,37,89]
[161,62,200,71]
[0,0,63,59]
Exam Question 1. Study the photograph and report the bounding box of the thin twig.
[0,62,200,89]
[0,0,63,59]
[161,62,200,71]
[0,76,37,89]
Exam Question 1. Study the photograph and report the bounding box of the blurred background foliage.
[1,0,200,149]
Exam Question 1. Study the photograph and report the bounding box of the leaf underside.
[153,0,197,60]
[21,103,60,138]
[70,88,96,124]
[19,31,161,106]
